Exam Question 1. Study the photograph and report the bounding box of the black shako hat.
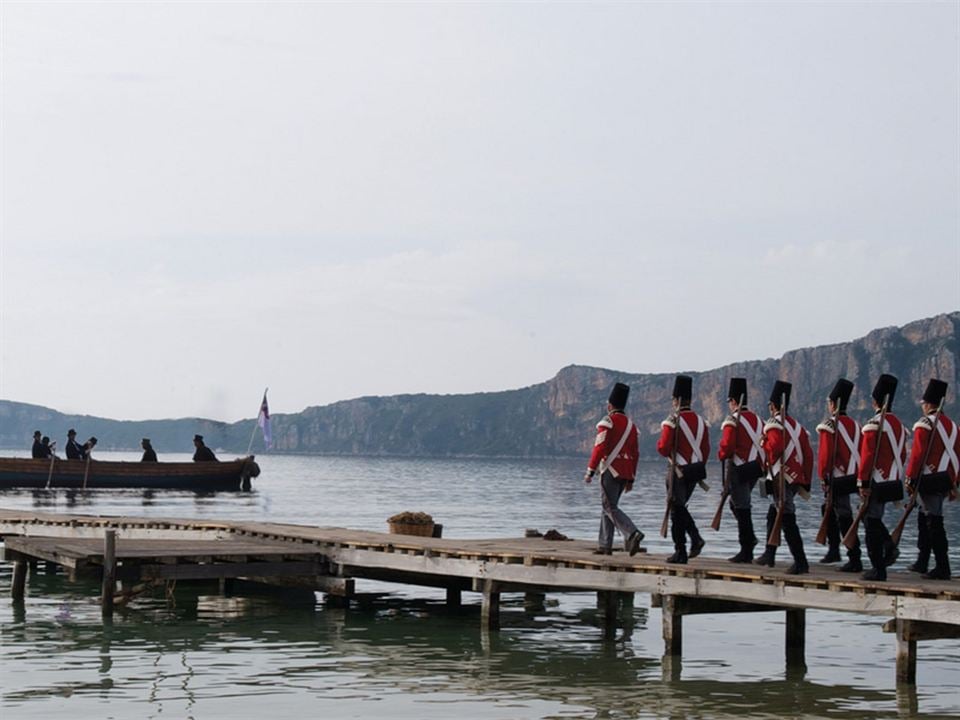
[769,380,792,413]
[829,378,855,413]
[672,375,693,403]
[872,374,898,409]
[608,382,630,410]
[727,378,747,404]
[67,429,76,437]
[194,434,204,443]
[922,379,948,406]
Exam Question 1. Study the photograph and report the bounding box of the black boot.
[924,515,951,580]
[667,508,688,564]
[862,518,887,581]
[685,509,705,559]
[837,513,862,572]
[754,506,777,567]
[819,502,841,563]
[881,523,899,568]
[909,511,931,573]
[729,508,756,563]
[783,513,809,575]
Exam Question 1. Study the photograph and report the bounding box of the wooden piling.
[11,560,27,601]
[785,608,806,664]
[446,588,462,608]
[661,595,683,657]
[895,619,918,685]
[479,579,500,631]
[101,530,116,619]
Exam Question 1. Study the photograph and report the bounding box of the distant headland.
[1,312,956,458]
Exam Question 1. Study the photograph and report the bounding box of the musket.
[660,409,681,538]
[842,395,889,549]
[891,396,946,546]
[711,393,744,531]
[767,393,789,547]
[814,404,843,545]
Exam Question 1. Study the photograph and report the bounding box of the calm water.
[1,451,959,719]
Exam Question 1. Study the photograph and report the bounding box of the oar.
[45,455,56,489]
[82,455,91,490]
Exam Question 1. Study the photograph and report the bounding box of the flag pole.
[246,387,268,456]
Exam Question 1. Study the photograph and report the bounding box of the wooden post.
[895,619,917,685]
[480,580,500,632]
[101,530,116,620]
[446,588,462,608]
[785,608,806,666]
[11,560,27,601]
[599,591,618,639]
[661,595,682,657]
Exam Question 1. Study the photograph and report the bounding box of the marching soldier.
[857,374,907,582]
[657,375,710,564]
[904,379,959,580]
[816,379,862,572]
[717,378,764,563]
[756,380,813,574]
[584,382,644,556]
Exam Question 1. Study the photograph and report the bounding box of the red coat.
[587,411,639,480]
[718,408,763,465]
[657,409,710,467]
[816,414,861,480]
[762,413,813,488]
[857,412,906,487]
[905,412,960,485]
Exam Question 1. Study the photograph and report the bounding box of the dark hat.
[727,378,747,404]
[872,374,898,409]
[41,436,50,444]
[828,378,855,413]
[33,430,41,438]
[67,428,76,436]
[87,437,97,445]
[922,379,948,406]
[672,375,693,402]
[608,382,630,410]
[142,437,152,444]
[769,380,792,412]
[194,434,204,442]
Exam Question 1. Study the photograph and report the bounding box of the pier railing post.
[101,530,116,620]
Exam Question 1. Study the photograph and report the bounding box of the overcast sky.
[1,2,958,423]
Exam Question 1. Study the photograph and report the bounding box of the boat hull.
[0,457,260,491]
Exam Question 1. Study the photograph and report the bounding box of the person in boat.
[31,431,44,458]
[657,375,710,564]
[141,438,158,462]
[193,434,218,462]
[904,379,959,580]
[65,429,84,460]
[81,437,98,460]
[583,382,643,556]
[40,436,55,459]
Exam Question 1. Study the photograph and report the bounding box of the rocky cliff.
[1,313,957,457]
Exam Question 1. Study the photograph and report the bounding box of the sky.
[1,2,958,423]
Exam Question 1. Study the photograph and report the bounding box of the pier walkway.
[2,508,958,686]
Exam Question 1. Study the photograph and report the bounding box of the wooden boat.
[0,456,261,491]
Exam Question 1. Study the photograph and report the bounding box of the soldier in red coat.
[584,382,644,556]
[756,380,813,574]
[857,374,907,582]
[717,378,764,563]
[815,379,862,572]
[657,375,710,564]
[904,379,959,580]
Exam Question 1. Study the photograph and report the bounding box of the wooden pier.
[2,508,959,686]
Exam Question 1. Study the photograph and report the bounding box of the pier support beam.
[785,608,806,666]
[477,579,500,632]
[446,588,462,608]
[895,619,917,685]
[11,560,28,601]
[661,595,683,657]
[101,530,116,620]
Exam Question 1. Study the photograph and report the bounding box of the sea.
[1,450,958,719]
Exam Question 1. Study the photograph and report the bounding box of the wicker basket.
[389,521,435,537]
